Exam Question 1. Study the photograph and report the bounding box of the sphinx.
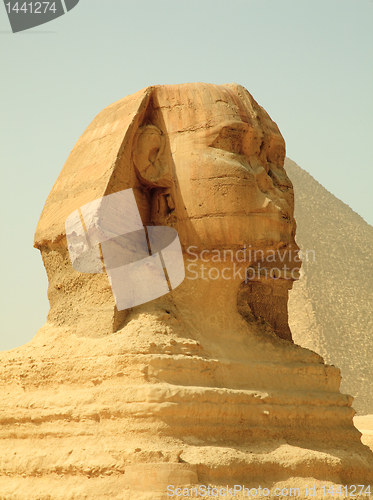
[0,83,372,499]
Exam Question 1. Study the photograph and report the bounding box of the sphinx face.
[153,83,296,251]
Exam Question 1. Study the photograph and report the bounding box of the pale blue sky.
[1,0,372,350]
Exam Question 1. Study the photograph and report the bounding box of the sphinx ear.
[133,125,169,186]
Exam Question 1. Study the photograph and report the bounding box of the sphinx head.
[34,83,298,340]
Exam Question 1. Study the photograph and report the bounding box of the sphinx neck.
[160,259,246,335]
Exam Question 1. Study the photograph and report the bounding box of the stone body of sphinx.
[0,83,372,499]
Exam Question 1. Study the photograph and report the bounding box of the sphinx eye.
[210,127,244,154]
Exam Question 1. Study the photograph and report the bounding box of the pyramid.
[286,158,373,415]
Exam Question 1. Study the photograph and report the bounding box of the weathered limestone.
[0,84,372,499]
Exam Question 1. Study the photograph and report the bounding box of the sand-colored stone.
[0,84,372,499]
